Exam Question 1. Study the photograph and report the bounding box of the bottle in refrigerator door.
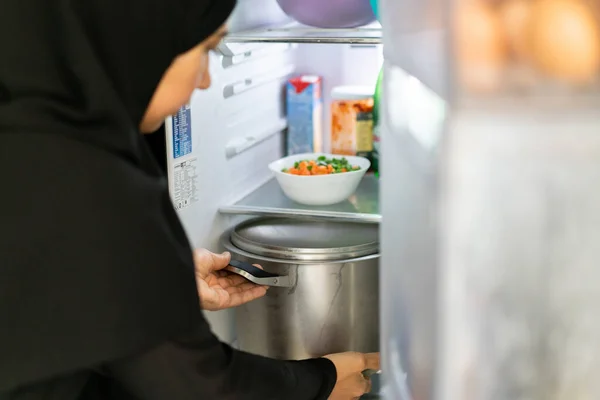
[330,86,374,158]
[372,67,382,177]
[286,75,323,156]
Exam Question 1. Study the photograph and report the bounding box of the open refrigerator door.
[380,0,600,398]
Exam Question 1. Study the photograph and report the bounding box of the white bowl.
[269,153,370,206]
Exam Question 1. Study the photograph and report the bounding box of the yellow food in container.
[330,86,374,157]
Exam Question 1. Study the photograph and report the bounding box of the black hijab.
[0,0,235,391]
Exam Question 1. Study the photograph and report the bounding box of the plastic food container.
[276,0,376,28]
[330,86,374,158]
[269,153,370,205]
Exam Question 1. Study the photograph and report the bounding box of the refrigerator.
[164,0,383,345]
[167,0,600,399]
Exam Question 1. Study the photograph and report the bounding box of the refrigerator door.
[379,63,444,400]
[380,0,600,399]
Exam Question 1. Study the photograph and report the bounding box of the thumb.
[210,251,232,271]
[363,353,380,372]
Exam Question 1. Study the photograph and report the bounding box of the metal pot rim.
[222,229,380,264]
[229,218,380,262]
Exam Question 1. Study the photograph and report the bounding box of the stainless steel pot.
[222,217,380,360]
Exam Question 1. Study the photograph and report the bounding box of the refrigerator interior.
[165,0,383,343]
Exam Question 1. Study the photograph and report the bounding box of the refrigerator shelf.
[224,22,382,45]
[219,174,380,223]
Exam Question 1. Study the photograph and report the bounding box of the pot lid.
[230,217,379,261]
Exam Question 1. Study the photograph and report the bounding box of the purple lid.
[276,0,376,29]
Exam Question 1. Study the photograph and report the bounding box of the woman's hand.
[324,352,380,400]
[194,249,268,311]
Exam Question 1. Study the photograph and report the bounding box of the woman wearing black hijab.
[0,0,379,399]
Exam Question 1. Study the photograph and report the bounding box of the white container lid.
[331,85,374,101]
[299,75,320,83]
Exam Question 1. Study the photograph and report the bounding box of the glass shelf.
[219,174,380,223]
[224,22,382,45]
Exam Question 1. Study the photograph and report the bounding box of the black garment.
[144,127,168,173]
[0,0,336,398]
[1,325,336,400]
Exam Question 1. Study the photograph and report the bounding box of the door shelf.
[219,175,380,223]
[224,22,382,45]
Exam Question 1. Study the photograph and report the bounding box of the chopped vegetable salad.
[282,156,361,176]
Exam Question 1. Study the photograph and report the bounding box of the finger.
[193,248,216,263]
[225,281,270,295]
[218,273,249,288]
[353,374,371,397]
[225,281,261,294]
[363,353,381,372]
[337,352,370,372]
[209,251,232,271]
[216,270,228,278]
[227,285,268,307]
[364,376,372,394]
[194,249,231,267]
[193,248,208,259]
[229,283,267,298]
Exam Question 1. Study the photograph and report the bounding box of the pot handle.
[226,259,293,288]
